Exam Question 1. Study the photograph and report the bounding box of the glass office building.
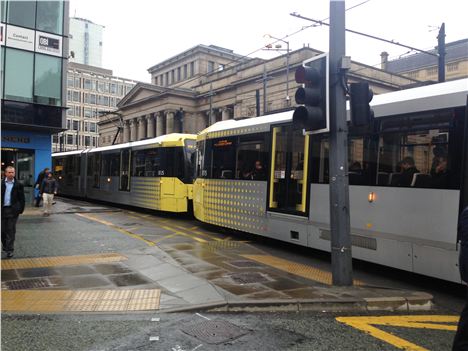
[1,0,69,203]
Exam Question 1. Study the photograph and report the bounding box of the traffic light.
[350,82,374,127]
[293,53,329,132]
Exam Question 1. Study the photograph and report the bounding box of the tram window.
[101,152,119,176]
[212,138,236,179]
[236,135,268,180]
[184,140,197,181]
[53,157,64,178]
[196,140,212,178]
[88,153,101,188]
[310,138,329,184]
[132,150,146,176]
[377,112,460,189]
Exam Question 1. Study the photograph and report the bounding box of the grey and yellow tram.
[52,133,197,212]
[193,78,468,283]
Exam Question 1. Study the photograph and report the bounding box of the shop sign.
[6,25,35,51]
[36,31,62,57]
[2,136,31,144]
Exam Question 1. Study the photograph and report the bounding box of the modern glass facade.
[1,0,69,204]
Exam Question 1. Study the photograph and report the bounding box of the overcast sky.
[69,0,468,83]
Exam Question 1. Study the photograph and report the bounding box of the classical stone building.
[381,38,468,82]
[99,45,418,145]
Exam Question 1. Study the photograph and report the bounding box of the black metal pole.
[329,0,353,286]
[438,23,446,83]
[256,89,260,116]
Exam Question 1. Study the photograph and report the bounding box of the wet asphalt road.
[1,197,464,351]
[1,311,458,351]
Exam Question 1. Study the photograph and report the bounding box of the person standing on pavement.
[40,172,58,216]
[1,166,25,258]
[34,167,49,207]
[453,206,468,351]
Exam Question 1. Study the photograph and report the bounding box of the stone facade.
[99,45,419,146]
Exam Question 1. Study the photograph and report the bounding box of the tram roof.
[52,133,197,157]
[371,78,468,118]
[199,78,467,139]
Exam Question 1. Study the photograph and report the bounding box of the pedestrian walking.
[1,166,25,258]
[40,172,58,216]
[453,206,468,351]
[34,167,49,207]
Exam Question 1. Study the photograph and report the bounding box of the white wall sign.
[35,31,62,57]
[6,25,35,51]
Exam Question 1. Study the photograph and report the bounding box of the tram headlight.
[368,192,376,203]
[107,177,111,183]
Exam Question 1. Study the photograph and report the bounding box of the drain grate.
[228,272,270,284]
[181,319,250,344]
[227,260,262,268]
[2,277,63,290]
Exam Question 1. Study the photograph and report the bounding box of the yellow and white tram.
[52,133,197,213]
[193,78,468,283]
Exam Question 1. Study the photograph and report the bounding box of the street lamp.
[264,34,291,105]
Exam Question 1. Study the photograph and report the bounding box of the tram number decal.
[158,170,165,176]
[201,170,208,177]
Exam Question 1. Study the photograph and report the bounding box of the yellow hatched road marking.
[1,253,127,270]
[242,254,365,285]
[1,289,160,312]
[76,213,155,246]
[336,315,459,351]
[126,212,225,242]
[161,226,207,243]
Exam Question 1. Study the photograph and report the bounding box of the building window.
[407,71,419,79]
[190,61,195,77]
[208,61,215,73]
[4,48,34,103]
[85,136,91,146]
[74,77,81,88]
[6,1,36,29]
[171,70,175,84]
[90,123,96,132]
[67,76,74,87]
[67,134,74,145]
[36,1,63,35]
[177,67,181,81]
[165,72,169,86]
[447,62,459,72]
[84,107,92,118]
[183,65,188,79]
[84,79,92,90]
[72,91,81,102]
[426,67,438,76]
[72,120,79,131]
[110,83,117,94]
[34,54,62,106]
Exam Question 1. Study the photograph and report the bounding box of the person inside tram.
[243,160,266,180]
[393,156,419,187]
[430,155,451,189]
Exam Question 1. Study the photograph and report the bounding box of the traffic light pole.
[328,0,353,286]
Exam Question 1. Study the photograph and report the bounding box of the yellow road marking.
[336,315,459,351]
[161,226,207,243]
[242,254,365,285]
[153,232,180,244]
[126,212,224,242]
[76,213,155,246]
[1,289,160,312]
[1,253,127,270]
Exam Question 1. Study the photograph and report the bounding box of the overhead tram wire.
[144,0,374,103]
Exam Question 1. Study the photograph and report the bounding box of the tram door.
[269,126,309,215]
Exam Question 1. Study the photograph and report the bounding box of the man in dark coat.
[394,157,420,187]
[1,166,25,258]
[454,206,468,350]
[34,167,49,207]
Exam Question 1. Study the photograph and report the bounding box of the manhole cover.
[181,319,250,344]
[227,260,262,268]
[229,272,270,284]
[2,277,63,290]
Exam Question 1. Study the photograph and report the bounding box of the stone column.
[146,114,155,139]
[123,120,130,143]
[137,116,146,140]
[222,107,231,121]
[129,119,137,141]
[156,112,165,137]
[166,111,175,134]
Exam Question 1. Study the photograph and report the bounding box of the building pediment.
[117,82,196,109]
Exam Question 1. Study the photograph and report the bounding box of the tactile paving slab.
[1,289,160,313]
